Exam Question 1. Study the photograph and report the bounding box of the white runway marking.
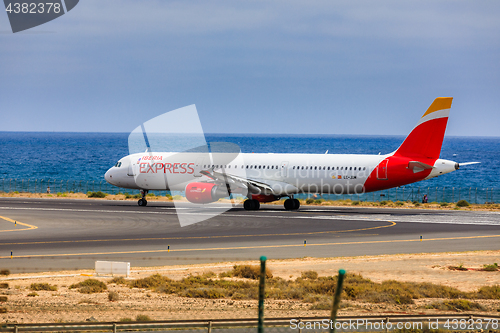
[1,206,500,225]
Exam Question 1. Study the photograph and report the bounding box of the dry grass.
[108,291,120,301]
[135,314,152,322]
[114,270,500,307]
[426,299,485,311]
[30,283,57,291]
[231,265,273,279]
[301,270,319,280]
[476,285,500,299]
[481,263,499,271]
[108,277,127,285]
[69,279,107,294]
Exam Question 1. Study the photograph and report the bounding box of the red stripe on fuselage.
[363,155,435,192]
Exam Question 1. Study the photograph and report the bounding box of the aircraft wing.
[199,170,297,196]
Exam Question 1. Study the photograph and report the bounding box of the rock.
[86,316,98,322]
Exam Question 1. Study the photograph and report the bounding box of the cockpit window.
[114,162,122,167]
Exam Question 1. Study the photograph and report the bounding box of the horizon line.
[0,130,499,139]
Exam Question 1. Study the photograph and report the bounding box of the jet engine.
[185,182,228,204]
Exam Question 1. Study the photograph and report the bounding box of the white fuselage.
[104,151,457,196]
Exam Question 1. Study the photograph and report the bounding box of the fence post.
[435,187,438,202]
[329,269,346,333]
[452,187,454,203]
[443,187,445,202]
[258,256,267,333]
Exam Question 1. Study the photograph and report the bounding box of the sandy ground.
[1,251,499,323]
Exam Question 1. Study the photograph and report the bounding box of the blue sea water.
[0,132,498,201]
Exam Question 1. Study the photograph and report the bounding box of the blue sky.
[1,0,499,136]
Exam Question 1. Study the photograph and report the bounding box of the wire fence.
[317,186,498,205]
[0,178,497,204]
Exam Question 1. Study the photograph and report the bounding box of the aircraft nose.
[104,168,114,185]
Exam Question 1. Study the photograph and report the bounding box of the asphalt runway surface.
[0,197,499,273]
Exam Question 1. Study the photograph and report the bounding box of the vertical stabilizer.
[394,97,452,160]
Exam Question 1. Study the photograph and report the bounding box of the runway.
[0,197,499,273]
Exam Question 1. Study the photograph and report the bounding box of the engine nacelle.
[185,182,227,204]
[251,194,278,203]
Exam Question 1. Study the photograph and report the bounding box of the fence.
[314,186,498,205]
[1,314,499,333]
[0,178,497,204]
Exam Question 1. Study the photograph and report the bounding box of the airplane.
[104,97,478,210]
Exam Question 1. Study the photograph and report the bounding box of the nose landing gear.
[138,190,148,206]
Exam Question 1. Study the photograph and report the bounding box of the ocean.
[0,132,498,203]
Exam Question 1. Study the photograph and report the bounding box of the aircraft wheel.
[244,199,260,210]
[293,199,300,210]
[252,199,260,210]
[284,198,295,210]
[243,199,253,210]
[138,198,148,206]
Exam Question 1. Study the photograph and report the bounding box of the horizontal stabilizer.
[408,161,434,173]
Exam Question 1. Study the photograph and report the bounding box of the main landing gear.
[138,190,148,206]
[284,197,300,210]
[243,199,260,211]
[243,197,300,211]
